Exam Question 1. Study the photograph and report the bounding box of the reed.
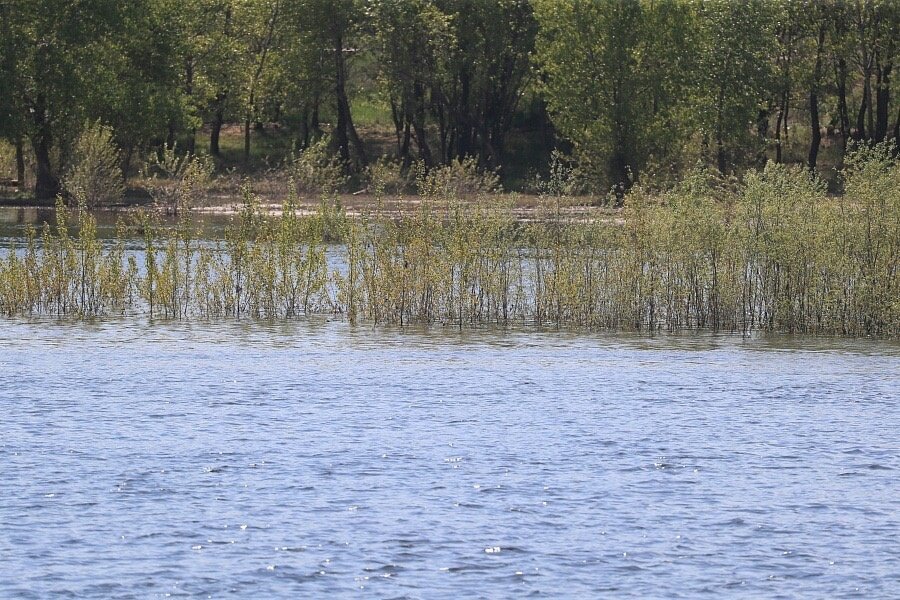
[0,148,897,337]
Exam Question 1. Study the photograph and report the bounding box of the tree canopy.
[1,0,898,198]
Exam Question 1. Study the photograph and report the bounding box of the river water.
[1,318,898,598]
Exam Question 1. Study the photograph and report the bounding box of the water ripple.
[0,319,898,597]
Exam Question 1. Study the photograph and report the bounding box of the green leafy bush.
[288,139,348,196]
[145,145,213,216]
[61,121,125,207]
[415,157,501,199]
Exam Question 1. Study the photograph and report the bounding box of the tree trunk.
[783,92,790,143]
[185,56,195,155]
[808,92,822,170]
[332,31,366,170]
[835,58,850,138]
[874,57,892,141]
[855,81,868,140]
[14,136,25,190]
[835,57,850,163]
[755,107,770,166]
[435,99,449,164]
[31,97,59,200]
[210,97,225,157]
[389,98,404,157]
[808,24,826,170]
[715,72,728,174]
[244,2,279,165]
[894,105,900,144]
[412,82,432,167]
[32,138,58,200]
[489,125,507,170]
[122,144,134,182]
[775,97,785,164]
[456,71,472,159]
[400,121,412,169]
[211,6,232,158]
[866,74,875,138]
[610,116,631,189]
[244,115,251,164]
[716,140,727,175]
[332,49,350,164]
[297,107,310,150]
[311,99,320,136]
[413,118,432,167]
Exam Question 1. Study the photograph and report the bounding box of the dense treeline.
[1,0,899,200]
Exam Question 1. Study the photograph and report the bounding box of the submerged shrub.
[365,157,413,196]
[416,157,501,198]
[0,151,897,337]
[838,143,900,335]
[146,146,213,216]
[534,150,581,198]
[289,138,349,196]
[61,120,125,207]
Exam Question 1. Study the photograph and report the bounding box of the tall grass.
[0,148,897,337]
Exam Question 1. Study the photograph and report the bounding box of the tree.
[1,0,131,198]
[236,0,282,164]
[283,0,367,171]
[0,0,196,197]
[869,1,898,143]
[0,0,28,187]
[807,3,829,169]
[535,0,695,188]
[106,0,197,175]
[369,0,453,168]
[695,0,775,174]
[828,0,856,161]
[432,0,537,170]
[192,0,243,158]
[770,0,806,164]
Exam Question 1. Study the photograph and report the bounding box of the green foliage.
[437,0,538,168]
[145,146,214,215]
[839,143,900,333]
[533,150,580,198]
[365,157,414,196]
[2,0,899,195]
[535,0,694,188]
[415,157,502,198]
[0,0,181,197]
[695,0,776,172]
[0,141,18,182]
[288,139,350,195]
[368,0,455,165]
[62,121,125,207]
[2,153,897,337]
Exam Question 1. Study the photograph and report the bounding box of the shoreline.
[0,191,624,224]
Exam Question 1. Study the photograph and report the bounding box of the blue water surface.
[1,319,898,598]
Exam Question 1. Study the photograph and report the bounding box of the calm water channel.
[1,318,898,598]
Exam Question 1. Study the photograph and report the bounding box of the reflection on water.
[0,205,233,239]
[1,320,898,597]
[0,206,56,228]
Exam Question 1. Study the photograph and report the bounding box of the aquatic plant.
[0,147,897,337]
[145,146,214,216]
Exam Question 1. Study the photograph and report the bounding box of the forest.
[0,0,899,202]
